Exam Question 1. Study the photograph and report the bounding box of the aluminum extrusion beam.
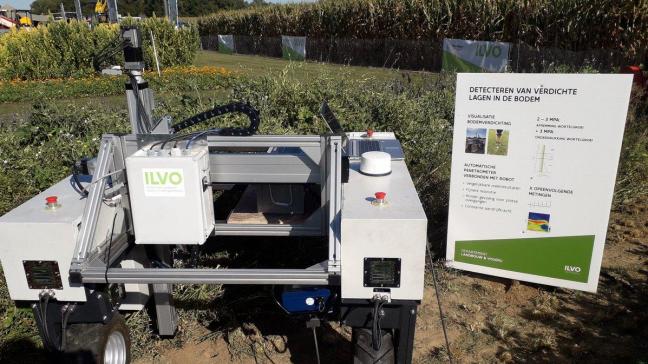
[71,137,115,270]
[81,268,330,285]
[213,223,322,236]
[207,135,322,147]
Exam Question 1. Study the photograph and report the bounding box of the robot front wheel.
[62,313,131,364]
[352,327,396,364]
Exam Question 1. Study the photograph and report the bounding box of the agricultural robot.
[0,26,427,364]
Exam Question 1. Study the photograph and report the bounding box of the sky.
[3,0,316,11]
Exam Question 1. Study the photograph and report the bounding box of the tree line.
[29,0,268,17]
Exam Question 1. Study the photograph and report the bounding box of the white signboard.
[218,34,235,54]
[282,35,306,61]
[443,38,510,72]
[446,73,633,292]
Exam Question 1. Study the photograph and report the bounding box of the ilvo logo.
[474,44,502,58]
[144,171,183,186]
[564,265,582,273]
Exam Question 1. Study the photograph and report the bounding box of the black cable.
[104,210,119,284]
[39,293,53,350]
[270,286,291,315]
[170,102,261,135]
[159,131,205,150]
[148,130,208,150]
[71,163,89,197]
[427,243,453,363]
[371,298,387,351]
[92,36,126,71]
[129,76,153,133]
[311,326,321,364]
[371,299,380,350]
[60,303,74,350]
[148,103,260,151]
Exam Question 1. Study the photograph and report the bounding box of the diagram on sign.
[533,144,553,177]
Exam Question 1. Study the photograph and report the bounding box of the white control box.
[126,147,215,245]
[341,160,427,301]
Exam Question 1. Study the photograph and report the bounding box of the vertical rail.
[70,137,114,272]
[325,136,342,273]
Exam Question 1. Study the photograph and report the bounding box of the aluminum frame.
[70,133,342,286]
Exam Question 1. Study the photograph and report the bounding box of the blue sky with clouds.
[3,0,315,10]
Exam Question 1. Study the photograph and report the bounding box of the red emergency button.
[371,192,388,206]
[45,196,60,210]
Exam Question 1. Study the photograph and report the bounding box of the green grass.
[486,129,510,156]
[194,50,435,82]
[0,50,437,122]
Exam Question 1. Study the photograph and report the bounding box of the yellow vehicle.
[18,16,31,26]
[95,0,107,15]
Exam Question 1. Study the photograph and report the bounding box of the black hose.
[92,36,126,72]
[60,304,74,350]
[427,243,454,363]
[371,298,386,351]
[39,293,54,350]
[129,77,152,134]
[170,102,260,135]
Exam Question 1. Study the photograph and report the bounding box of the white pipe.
[150,30,161,77]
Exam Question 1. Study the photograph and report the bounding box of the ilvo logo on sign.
[475,44,502,58]
[564,265,582,273]
[144,171,183,185]
[142,168,185,197]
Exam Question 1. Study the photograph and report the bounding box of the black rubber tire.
[62,313,131,364]
[352,327,395,364]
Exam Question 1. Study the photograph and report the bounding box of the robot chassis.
[0,26,427,364]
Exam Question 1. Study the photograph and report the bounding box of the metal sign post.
[74,0,82,20]
[107,0,118,23]
[167,0,178,27]
[59,3,67,21]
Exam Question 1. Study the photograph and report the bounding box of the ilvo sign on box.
[446,73,633,292]
[443,38,511,73]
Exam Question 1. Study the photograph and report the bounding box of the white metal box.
[341,160,427,301]
[0,177,119,301]
[126,147,215,245]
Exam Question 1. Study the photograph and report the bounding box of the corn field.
[0,18,200,80]
[198,0,648,61]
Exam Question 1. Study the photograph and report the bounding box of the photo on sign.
[465,128,486,154]
[527,212,551,232]
[487,129,509,156]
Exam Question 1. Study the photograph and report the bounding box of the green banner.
[442,38,510,72]
[442,51,483,73]
[454,235,595,282]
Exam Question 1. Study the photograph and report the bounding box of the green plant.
[0,18,200,80]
